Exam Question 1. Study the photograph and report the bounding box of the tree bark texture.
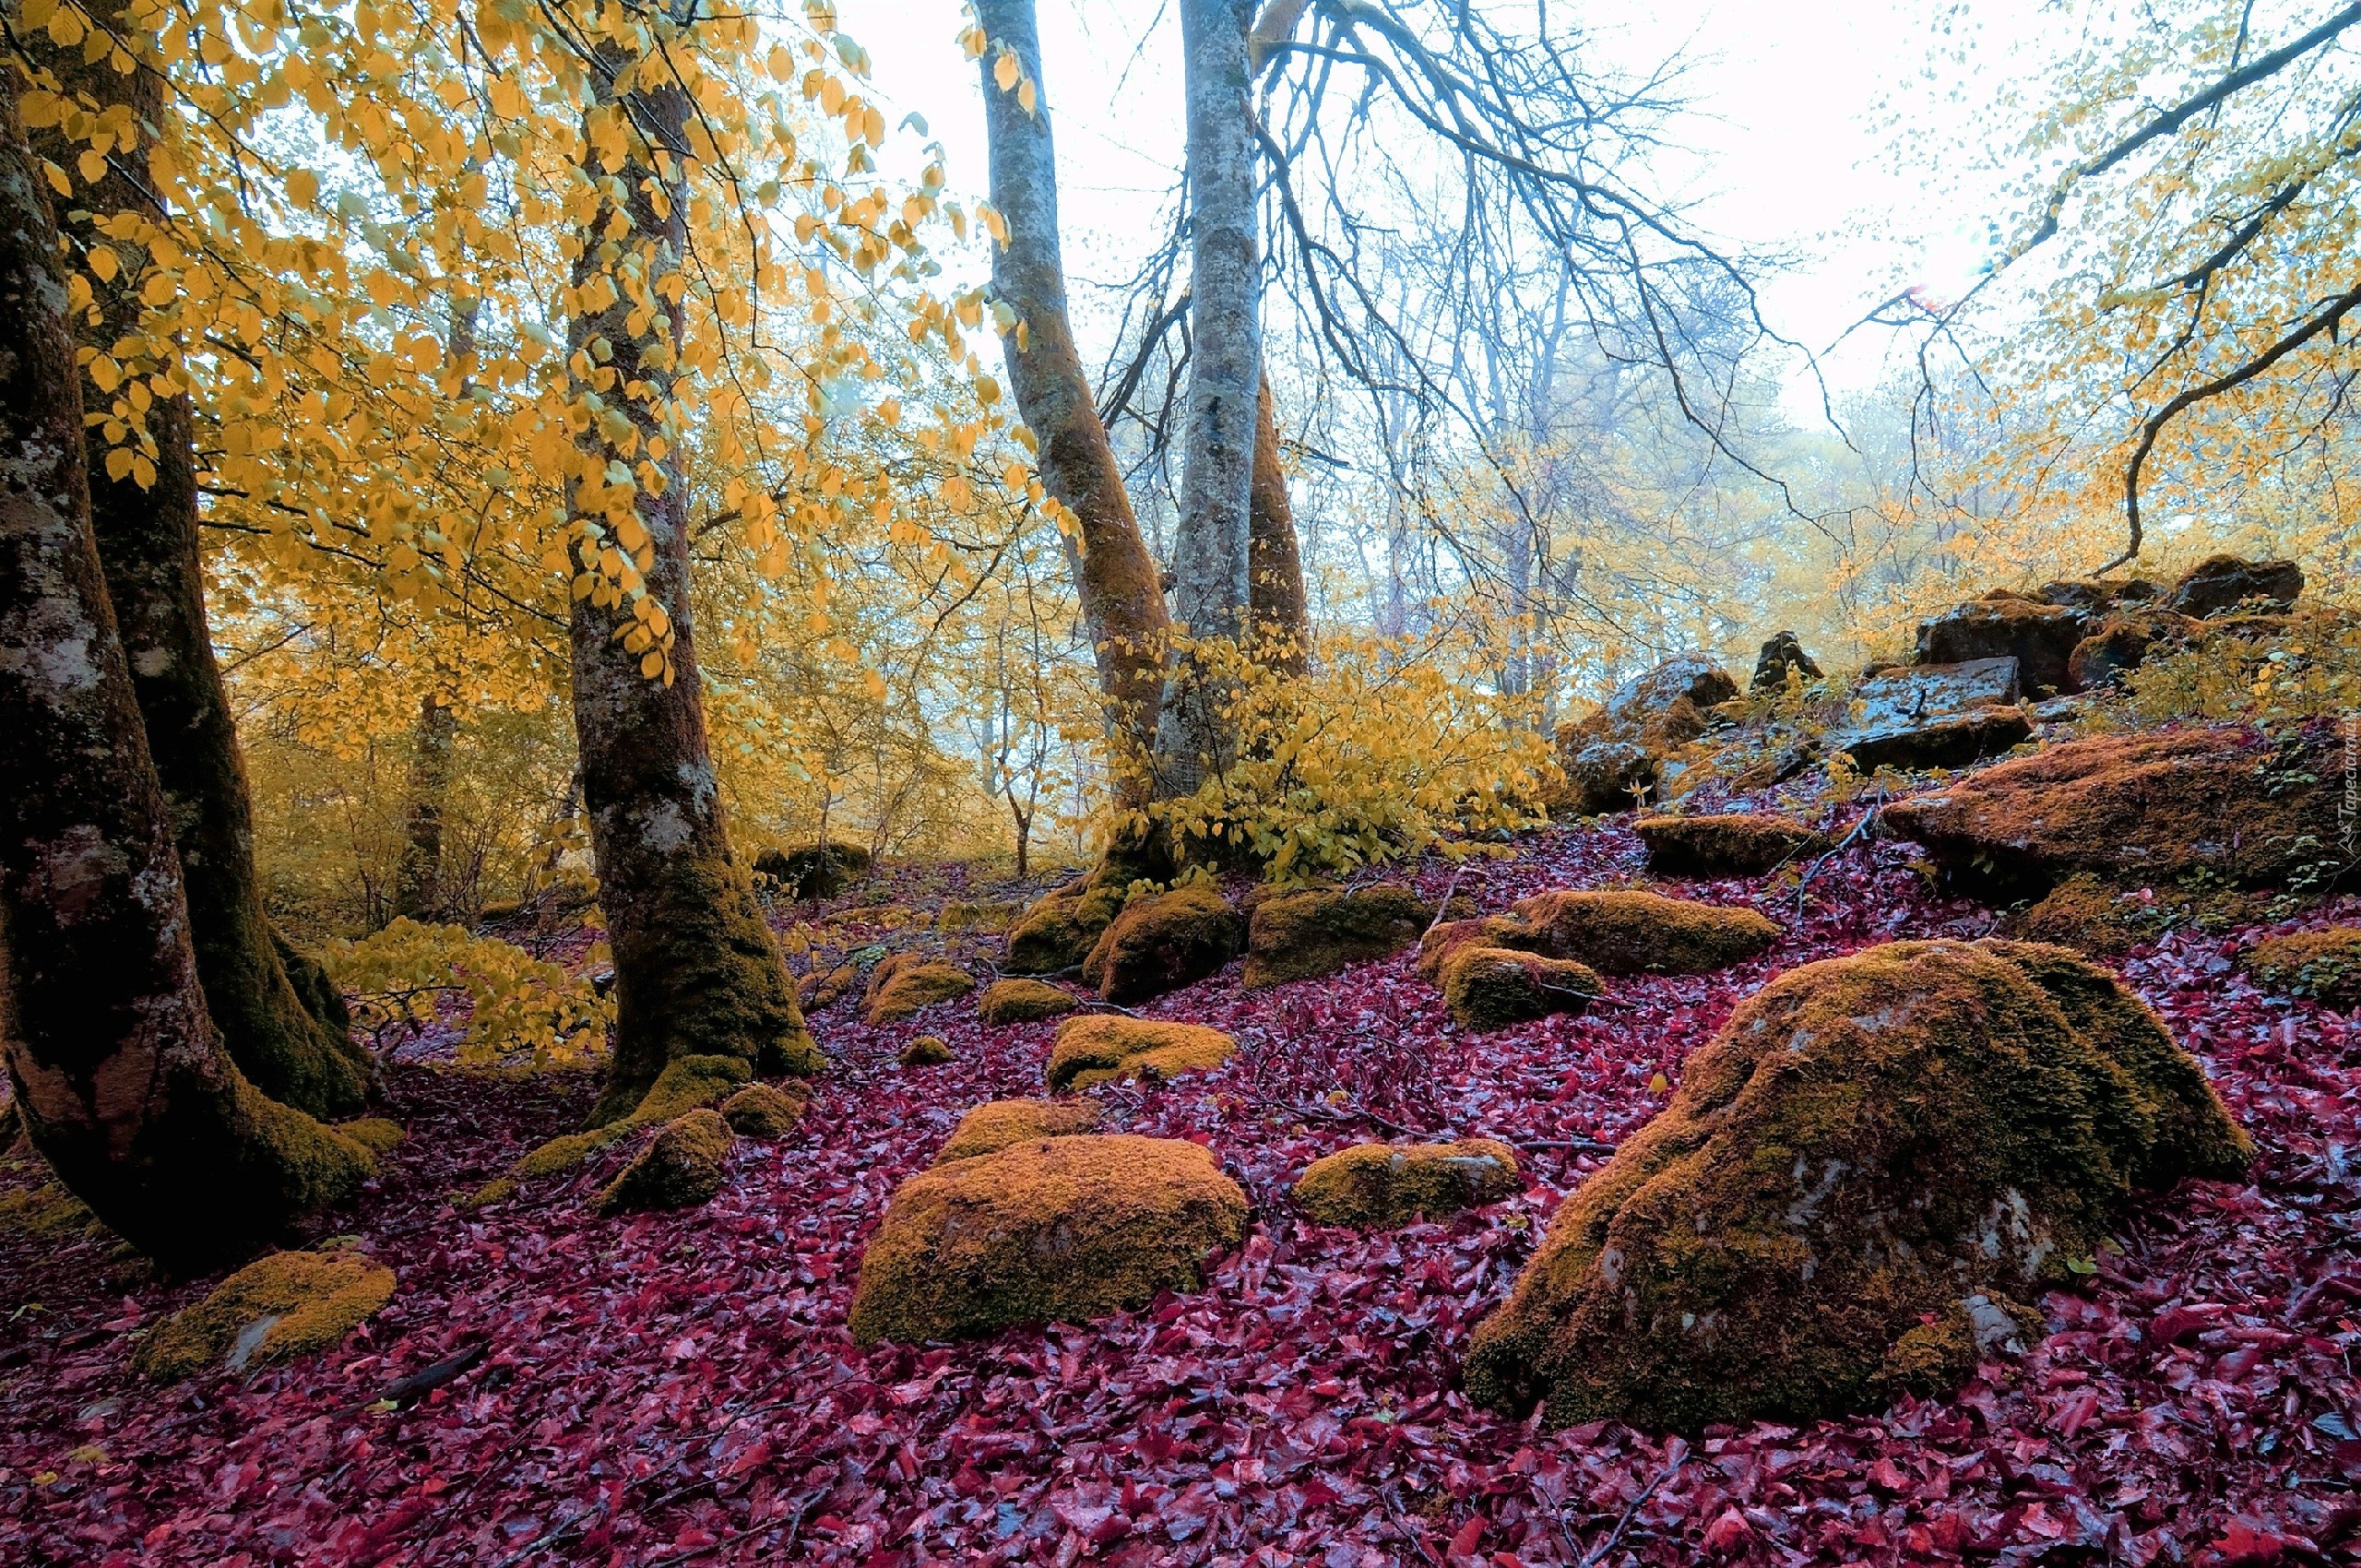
[0,73,371,1271]
[393,695,457,921]
[1248,375,1309,674]
[566,61,816,1127]
[974,0,1171,790]
[1156,0,1264,795]
[27,27,369,1118]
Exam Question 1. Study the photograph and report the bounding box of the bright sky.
[859,0,2049,410]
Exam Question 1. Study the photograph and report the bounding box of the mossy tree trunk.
[974,0,1171,799]
[565,55,815,1128]
[1154,0,1264,797]
[26,18,369,1119]
[393,695,457,921]
[0,71,372,1272]
[1248,375,1309,676]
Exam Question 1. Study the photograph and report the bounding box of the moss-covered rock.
[977,978,1082,1026]
[900,1034,955,1066]
[475,1054,749,1204]
[1080,884,1244,1004]
[334,1118,407,1155]
[135,1251,397,1380]
[1003,881,1128,974]
[797,962,858,1013]
[1551,738,1656,816]
[1885,729,2343,897]
[1047,1016,1236,1090]
[1242,885,1429,988]
[1510,889,1780,975]
[596,1109,735,1215]
[754,840,872,900]
[1634,814,1830,878]
[1440,946,1604,1029]
[934,1099,1103,1163]
[719,1082,807,1138]
[1414,914,1555,981]
[861,956,977,1024]
[1294,1138,1520,1228]
[2000,873,2259,957]
[1463,939,2251,1431]
[848,1134,1248,1344]
[2243,927,2361,1010]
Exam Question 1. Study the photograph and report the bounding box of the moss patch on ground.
[1046,1016,1237,1090]
[473,1054,750,1205]
[135,1251,397,1381]
[1294,1138,1520,1228]
[2242,927,2361,1010]
[596,1109,736,1215]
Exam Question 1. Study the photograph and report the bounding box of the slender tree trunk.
[393,695,457,921]
[565,54,815,1127]
[25,22,370,1118]
[975,0,1170,793]
[0,72,371,1270]
[1154,0,1264,796]
[1247,374,1310,674]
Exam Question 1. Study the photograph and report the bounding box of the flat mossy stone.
[1046,1016,1236,1090]
[596,1109,735,1215]
[1243,885,1430,988]
[1463,938,2251,1431]
[135,1251,397,1381]
[934,1099,1103,1163]
[1508,889,1780,975]
[862,956,977,1024]
[848,1134,1248,1344]
[1440,946,1603,1030]
[1295,1138,1520,1228]
[977,978,1082,1026]
[1633,814,1830,878]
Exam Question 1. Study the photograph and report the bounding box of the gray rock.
[1750,631,1824,692]
[2165,554,2303,618]
[1563,740,1656,815]
[1916,600,2089,695]
[1833,659,2033,772]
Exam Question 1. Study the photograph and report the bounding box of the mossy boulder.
[597,1109,735,1215]
[1634,814,1830,878]
[720,1082,807,1138]
[1441,946,1604,1030]
[2243,927,2361,1010]
[899,1034,955,1066]
[1464,939,2251,1431]
[1510,889,1781,975]
[1047,1016,1236,1090]
[1551,738,1656,816]
[1884,729,2343,897]
[935,1099,1103,1163]
[848,1134,1249,1344]
[797,963,859,1013]
[861,955,977,1024]
[1080,884,1244,1004]
[1003,881,1127,974]
[977,978,1081,1026]
[2067,611,2200,690]
[2165,553,2304,618]
[1916,598,2089,695]
[1414,914,1555,981]
[1294,1138,1520,1228]
[135,1251,397,1381]
[1243,885,1429,988]
[2001,873,2259,957]
[475,1053,749,1204]
[754,840,872,900]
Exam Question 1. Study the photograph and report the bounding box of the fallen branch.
[375,1341,487,1408]
[1577,1457,1679,1566]
[1795,789,1885,912]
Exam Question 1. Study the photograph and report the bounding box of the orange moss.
[596,1109,735,1215]
[1440,946,1604,1030]
[135,1251,397,1381]
[1463,939,2250,1431]
[1047,1016,1236,1090]
[1509,889,1780,975]
[1080,884,1244,1004]
[1243,885,1429,988]
[862,956,977,1025]
[1294,1138,1520,1228]
[720,1083,807,1138]
[1634,814,1830,878]
[977,978,1082,1026]
[847,1134,1248,1344]
[934,1099,1103,1163]
[2001,873,2260,956]
[2243,927,2361,1010]
[900,1035,955,1066]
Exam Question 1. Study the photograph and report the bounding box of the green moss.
[862,956,977,1024]
[480,1053,748,1202]
[2244,926,2361,1009]
[1080,884,1244,1004]
[1508,890,1781,976]
[1440,947,1604,1030]
[0,1182,101,1238]
[1294,1138,1520,1228]
[1633,814,1830,878]
[1463,939,2251,1431]
[847,1134,1248,1344]
[1243,885,1429,989]
[939,900,1024,933]
[977,978,1081,1026]
[1003,882,1126,974]
[900,1034,955,1066]
[335,1118,406,1155]
[596,1109,735,1214]
[719,1082,807,1138]
[134,1251,396,1381]
[1047,1016,1237,1089]
[934,1099,1102,1163]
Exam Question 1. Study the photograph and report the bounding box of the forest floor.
[3,786,2358,1566]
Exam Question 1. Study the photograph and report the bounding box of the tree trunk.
[1154,0,1265,796]
[393,695,457,921]
[1248,375,1310,674]
[975,0,1170,793]
[24,24,370,1119]
[0,73,372,1271]
[565,57,816,1127]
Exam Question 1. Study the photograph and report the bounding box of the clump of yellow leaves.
[326,920,613,1069]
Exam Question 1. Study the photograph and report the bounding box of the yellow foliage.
[326,919,612,1068]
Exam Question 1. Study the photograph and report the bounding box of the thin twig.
[1577,1458,1679,1567]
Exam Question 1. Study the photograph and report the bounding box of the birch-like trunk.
[566,55,815,1126]
[0,71,371,1269]
[1248,375,1310,674]
[1154,0,1264,797]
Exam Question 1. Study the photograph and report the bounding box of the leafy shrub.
[2118,607,2361,730]
[325,919,612,1068]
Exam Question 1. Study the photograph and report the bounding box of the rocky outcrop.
[2165,554,2303,619]
[1829,658,2032,772]
[1550,657,1741,815]
[1916,600,2088,695]
[1464,939,2250,1430]
[2067,611,2201,689]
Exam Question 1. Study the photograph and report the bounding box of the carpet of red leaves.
[3,808,2357,1566]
